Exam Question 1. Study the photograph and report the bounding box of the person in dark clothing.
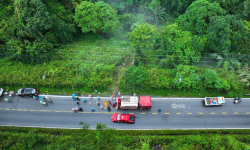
[76,101,80,105]
[78,107,83,112]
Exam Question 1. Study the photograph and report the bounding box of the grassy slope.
[1,33,250,97]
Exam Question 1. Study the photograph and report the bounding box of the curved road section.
[0,95,250,129]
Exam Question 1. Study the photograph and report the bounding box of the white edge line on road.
[1,125,250,130]
[3,93,250,100]
[153,98,250,100]
[3,93,250,99]
[11,94,250,100]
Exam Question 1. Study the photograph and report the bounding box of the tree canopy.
[177,0,225,35]
[159,24,203,67]
[208,15,245,53]
[74,1,119,34]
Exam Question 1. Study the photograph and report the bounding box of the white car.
[0,88,4,96]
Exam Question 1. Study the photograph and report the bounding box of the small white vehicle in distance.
[204,97,225,106]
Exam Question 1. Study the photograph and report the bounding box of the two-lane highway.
[1,94,250,129]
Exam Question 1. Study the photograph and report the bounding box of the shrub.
[121,65,146,91]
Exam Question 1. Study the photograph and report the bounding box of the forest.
[0,0,250,96]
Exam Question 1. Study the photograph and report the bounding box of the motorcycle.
[4,98,10,102]
[40,100,47,105]
[75,96,80,101]
[45,96,52,103]
[96,101,100,105]
[234,97,242,104]
[9,91,15,96]
[72,94,79,101]
[82,98,86,102]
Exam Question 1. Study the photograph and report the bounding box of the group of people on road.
[71,93,107,113]
[72,93,83,113]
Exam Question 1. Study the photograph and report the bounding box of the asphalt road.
[1,94,250,129]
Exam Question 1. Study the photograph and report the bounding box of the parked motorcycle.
[40,100,47,105]
[45,96,52,103]
[9,91,15,96]
[4,98,10,102]
[234,97,242,104]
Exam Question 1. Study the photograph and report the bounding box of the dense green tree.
[147,0,166,25]
[177,0,225,35]
[161,0,196,16]
[242,0,250,21]
[74,1,119,34]
[208,0,244,15]
[43,0,78,43]
[14,0,52,38]
[0,0,78,63]
[173,65,201,90]
[208,15,245,53]
[0,0,15,54]
[97,0,134,12]
[123,65,146,90]
[129,23,157,50]
[119,13,145,31]
[159,24,203,67]
[129,23,158,65]
[237,64,250,88]
[241,20,250,55]
[201,69,230,90]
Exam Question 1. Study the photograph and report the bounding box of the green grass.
[1,126,250,149]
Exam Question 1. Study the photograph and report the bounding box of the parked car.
[17,88,39,97]
[111,113,135,123]
[0,88,4,96]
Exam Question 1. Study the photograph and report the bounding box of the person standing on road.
[79,107,83,112]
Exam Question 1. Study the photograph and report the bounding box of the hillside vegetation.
[0,0,250,97]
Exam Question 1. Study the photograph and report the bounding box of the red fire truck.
[117,96,151,110]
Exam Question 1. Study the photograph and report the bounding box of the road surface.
[1,94,250,129]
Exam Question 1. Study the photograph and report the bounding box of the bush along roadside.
[1,125,250,149]
[0,57,250,98]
